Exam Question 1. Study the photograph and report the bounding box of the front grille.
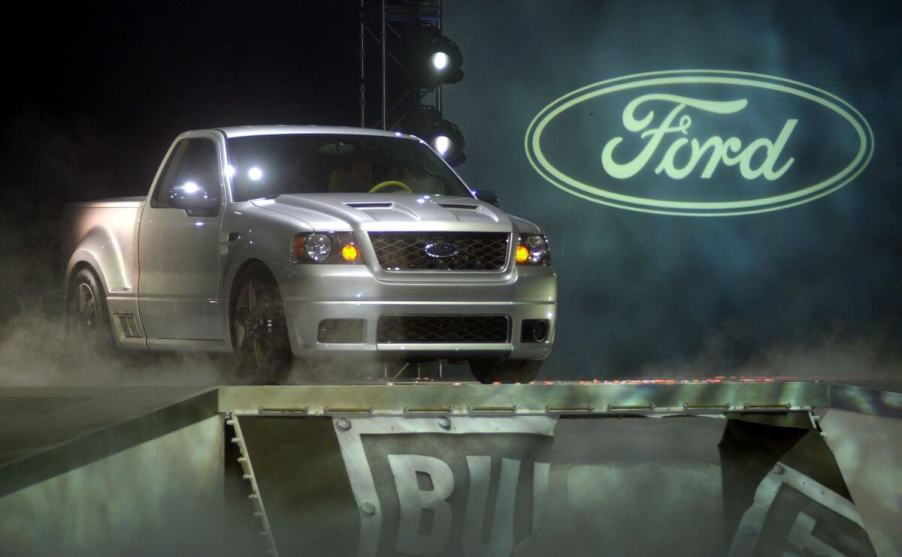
[368,232,509,271]
[377,315,510,343]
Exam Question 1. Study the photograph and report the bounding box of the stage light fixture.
[397,24,464,88]
[431,121,465,165]
[404,109,466,166]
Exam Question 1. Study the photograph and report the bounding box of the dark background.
[1,0,900,379]
[1,0,361,317]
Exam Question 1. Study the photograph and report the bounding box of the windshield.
[226,134,472,201]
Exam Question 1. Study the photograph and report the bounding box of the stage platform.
[1,379,899,556]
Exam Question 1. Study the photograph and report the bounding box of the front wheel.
[230,264,292,383]
[469,359,542,384]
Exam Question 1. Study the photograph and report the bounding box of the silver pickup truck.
[62,126,556,382]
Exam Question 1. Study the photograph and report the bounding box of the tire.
[230,264,292,383]
[65,267,114,355]
[469,359,542,384]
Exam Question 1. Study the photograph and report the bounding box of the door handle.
[227,232,241,243]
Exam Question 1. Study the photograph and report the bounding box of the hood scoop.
[436,202,479,210]
[344,201,394,209]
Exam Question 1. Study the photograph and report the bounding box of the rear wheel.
[469,359,542,384]
[230,264,292,383]
[65,267,113,354]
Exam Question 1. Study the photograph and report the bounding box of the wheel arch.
[64,258,105,303]
[64,225,132,296]
[226,258,279,303]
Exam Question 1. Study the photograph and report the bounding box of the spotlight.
[431,51,449,71]
[396,24,464,88]
[429,120,465,166]
[403,108,466,166]
[433,134,451,156]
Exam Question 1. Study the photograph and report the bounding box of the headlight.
[304,233,332,262]
[516,234,550,265]
[292,232,361,264]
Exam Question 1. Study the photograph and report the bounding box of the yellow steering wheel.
[368,180,413,193]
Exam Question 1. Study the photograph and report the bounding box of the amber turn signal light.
[341,243,360,262]
[515,244,529,263]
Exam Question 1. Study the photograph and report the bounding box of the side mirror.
[472,189,500,207]
[169,182,219,216]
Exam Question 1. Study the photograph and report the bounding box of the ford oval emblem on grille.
[424,241,458,258]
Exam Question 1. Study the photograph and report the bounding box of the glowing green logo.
[525,70,874,216]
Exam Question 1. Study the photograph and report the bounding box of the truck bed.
[66,196,146,208]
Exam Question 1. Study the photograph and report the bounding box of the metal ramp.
[219,381,893,557]
[0,380,898,556]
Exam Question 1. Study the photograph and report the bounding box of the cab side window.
[153,139,222,208]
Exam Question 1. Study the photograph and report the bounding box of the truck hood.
[252,193,519,233]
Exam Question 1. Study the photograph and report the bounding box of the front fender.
[219,205,310,301]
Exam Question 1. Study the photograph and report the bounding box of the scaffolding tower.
[359,0,444,130]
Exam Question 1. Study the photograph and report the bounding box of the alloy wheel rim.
[235,280,278,366]
[75,283,97,331]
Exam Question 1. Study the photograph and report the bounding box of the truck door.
[137,136,226,343]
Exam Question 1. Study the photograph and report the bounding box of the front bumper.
[279,264,556,360]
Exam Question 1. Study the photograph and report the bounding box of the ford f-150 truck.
[62,126,556,382]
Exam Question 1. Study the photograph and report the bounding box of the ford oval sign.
[424,241,458,258]
[525,70,874,216]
